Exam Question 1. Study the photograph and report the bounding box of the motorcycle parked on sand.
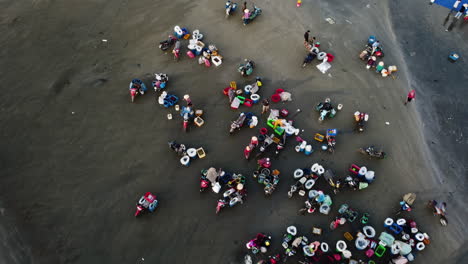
[428,200,448,226]
[255,169,280,196]
[396,192,416,215]
[181,105,194,132]
[257,134,275,158]
[159,35,177,51]
[298,200,318,215]
[135,192,158,217]
[315,99,336,122]
[244,136,259,160]
[230,112,247,134]
[168,141,186,156]
[225,1,238,18]
[200,167,224,193]
[172,40,181,61]
[323,169,341,194]
[243,6,262,25]
[216,187,246,214]
[152,73,169,93]
[359,146,386,159]
[246,233,272,254]
[238,59,255,77]
[275,133,287,156]
[129,79,147,103]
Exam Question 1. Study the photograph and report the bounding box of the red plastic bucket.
[275,88,284,94]
[271,93,281,103]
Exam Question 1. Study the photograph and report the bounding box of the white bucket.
[180,155,190,166]
[308,190,318,199]
[363,226,376,238]
[250,94,260,103]
[336,240,347,252]
[187,148,197,159]
[295,145,301,152]
[416,242,425,251]
[287,226,297,236]
[305,179,315,190]
[167,113,172,120]
[342,250,352,259]
[311,163,319,172]
[212,182,221,193]
[355,237,369,250]
[358,166,367,176]
[365,171,375,182]
[286,127,295,136]
[293,169,304,179]
[305,145,312,155]
[415,233,425,241]
[244,85,252,94]
[187,43,197,50]
[317,52,327,60]
[212,56,222,67]
[384,218,394,227]
[397,218,406,226]
[320,242,329,252]
[317,166,325,175]
[303,246,314,257]
[311,47,319,54]
[320,204,330,215]
[300,141,307,151]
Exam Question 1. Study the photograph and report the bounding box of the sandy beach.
[1,0,467,263]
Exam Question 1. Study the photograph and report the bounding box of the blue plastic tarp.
[434,0,468,9]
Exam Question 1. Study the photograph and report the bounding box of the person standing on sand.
[261,99,270,114]
[454,4,467,19]
[304,30,310,43]
[404,90,416,105]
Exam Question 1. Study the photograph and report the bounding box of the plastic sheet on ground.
[280,92,292,101]
[317,61,331,74]
[206,167,218,183]
[268,109,279,120]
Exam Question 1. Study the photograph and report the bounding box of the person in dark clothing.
[304,30,310,43]
[261,99,270,114]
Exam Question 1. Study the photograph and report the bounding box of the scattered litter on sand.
[385,122,390,125]
[325,18,336,24]
[346,20,352,24]
[102,39,108,42]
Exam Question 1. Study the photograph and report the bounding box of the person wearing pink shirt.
[405,89,416,105]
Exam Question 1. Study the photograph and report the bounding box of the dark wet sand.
[1,0,467,263]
